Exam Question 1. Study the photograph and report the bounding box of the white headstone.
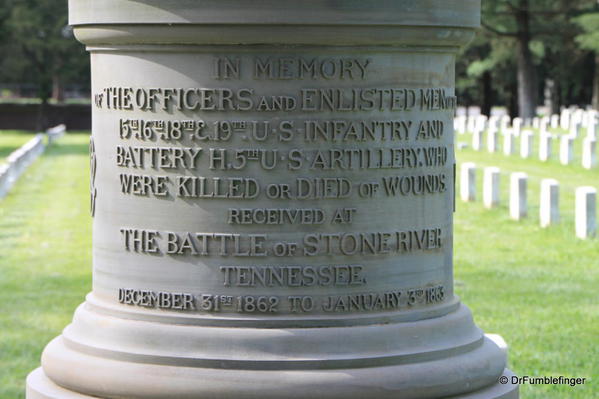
[560,109,571,130]
[472,129,484,151]
[540,179,559,228]
[476,115,488,133]
[460,162,477,202]
[572,108,584,127]
[455,116,467,135]
[483,167,501,209]
[512,117,523,137]
[539,133,553,162]
[487,129,498,153]
[582,138,597,169]
[576,187,597,239]
[503,130,514,156]
[488,116,500,131]
[520,130,534,159]
[550,114,560,129]
[510,172,528,220]
[560,135,574,165]
[500,115,510,133]
[532,117,540,129]
[570,121,581,138]
[540,117,550,135]
[467,116,476,133]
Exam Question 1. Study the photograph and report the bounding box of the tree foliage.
[457,0,599,116]
[0,0,89,103]
[0,0,597,115]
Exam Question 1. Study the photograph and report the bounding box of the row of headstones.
[455,109,598,169]
[0,125,66,199]
[460,163,597,239]
[460,128,597,169]
[456,108,598,138]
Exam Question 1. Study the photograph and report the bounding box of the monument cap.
[70,0,480,46]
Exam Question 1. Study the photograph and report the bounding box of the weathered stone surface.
[27,1,517,398]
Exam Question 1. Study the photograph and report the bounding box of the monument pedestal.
[28,1,518,398]
[29,366,517,399]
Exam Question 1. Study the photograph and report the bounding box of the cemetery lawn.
[0,132,91,398]
[0,132,597,398]
[455,145,599,399]
[0,130,39,164]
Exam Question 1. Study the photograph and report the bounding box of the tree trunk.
[515,0,537,119]
[36,99,49,132]
[52,74,65,103]
[481,71,493,117]
[509,80,518,119]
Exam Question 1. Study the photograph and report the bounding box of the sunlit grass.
[0,132,91,398]
[455,129,598,399]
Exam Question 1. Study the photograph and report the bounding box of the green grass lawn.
[0,133,91,398]
[0,130,597,398]
[0,131,40,165]
[455,131,598,399]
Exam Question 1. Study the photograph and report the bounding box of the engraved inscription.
[118,284,445,314]
[103,54,455,315]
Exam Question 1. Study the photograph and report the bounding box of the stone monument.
[27,1,518,398]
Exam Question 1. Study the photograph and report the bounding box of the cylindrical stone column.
[27,1,517,398]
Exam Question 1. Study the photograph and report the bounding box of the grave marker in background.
[576,187,597,239]
[540,179,560,228]
[510,173,528,221]
[483,167,501,209]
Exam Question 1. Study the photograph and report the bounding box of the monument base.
[27,367,518,399]
[28,347,518,399]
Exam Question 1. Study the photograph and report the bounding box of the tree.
[0,0,89,128]
[480,0,595,118]
[457,32,520,117]
[576,12,599,110]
